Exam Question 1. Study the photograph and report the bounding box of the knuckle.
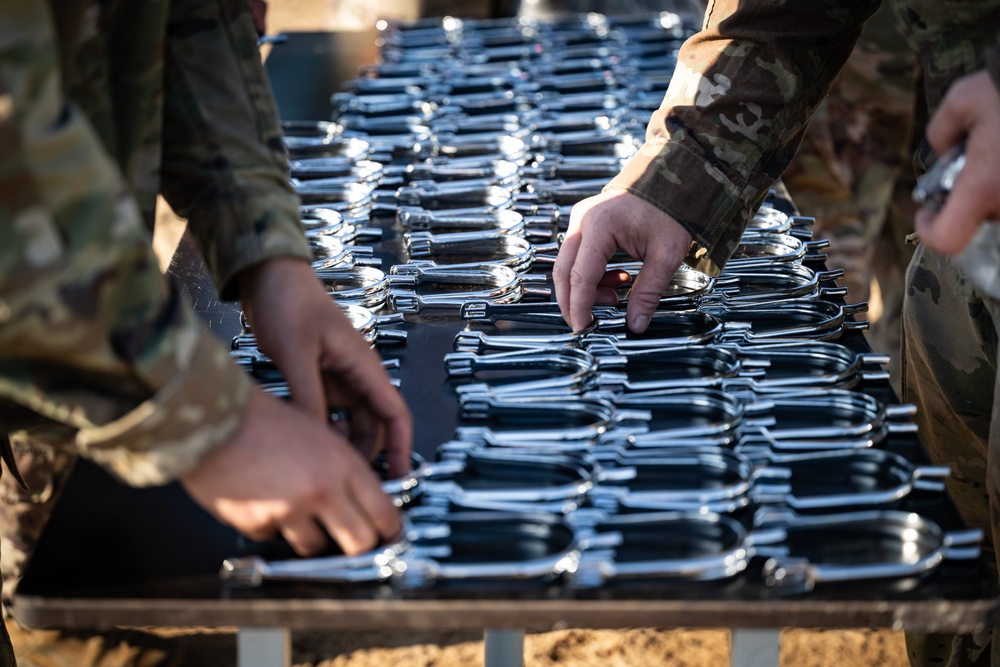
[630,293,662,311]
[244,527,276,542]
[552,259,569,282]
[342,526,378,556]
[296,482,327,506]
[943,78,974,112]
[361,525,382,552]
[568,266,593,289]
[628,286,664,310]
[243,514,278,540]
[371,499,400,527]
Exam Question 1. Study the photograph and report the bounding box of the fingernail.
[631,315,650,333]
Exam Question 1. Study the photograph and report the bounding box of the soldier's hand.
[553,189,692,334]
[238,258,412,478]
[180,388,401,556]
[916,70,1000,254]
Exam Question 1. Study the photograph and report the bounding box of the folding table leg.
[484,628,525,667]
[730,628,781,667]
[237,627,291,667]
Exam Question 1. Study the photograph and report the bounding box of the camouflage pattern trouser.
[0,435,77,615]
[0,501,10,667]
[0,611,11,667]
[780,1,921,394]
[902,243,1000,666]
[0,432,77,666]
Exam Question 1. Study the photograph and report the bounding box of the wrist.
[238,256,312,300]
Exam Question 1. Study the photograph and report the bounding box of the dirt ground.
[9,623,911,667]
[10,1,914,665]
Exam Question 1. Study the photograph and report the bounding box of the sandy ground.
[10,1,911,665]
[10,623,910,667]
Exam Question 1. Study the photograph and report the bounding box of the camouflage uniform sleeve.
[0,1,251,487]
[607,0,881,276]
[159,0,311,301]
[889,0,1000,113]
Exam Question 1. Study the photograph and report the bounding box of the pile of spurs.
[221,12,981,596]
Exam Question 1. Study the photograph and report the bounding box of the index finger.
[322,462,403,555]
[557,193,630,331]
[567,229,618,333]
[553,227,582,329]
[325,319,413,477]
[348,360,413,478]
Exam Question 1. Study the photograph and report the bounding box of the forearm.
[609,0,880,275]
[160,0,310,301]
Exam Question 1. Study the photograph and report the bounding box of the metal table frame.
[237,627,783,667]
[16,581,996,667]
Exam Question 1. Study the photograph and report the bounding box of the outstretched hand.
[238,258,412,478]
[916,70,1000,254]
[553,189,693,333]
[180,387,401,556]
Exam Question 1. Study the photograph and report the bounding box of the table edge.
[13,595,1000,635]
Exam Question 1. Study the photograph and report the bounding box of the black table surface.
[12,31,1000,636]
